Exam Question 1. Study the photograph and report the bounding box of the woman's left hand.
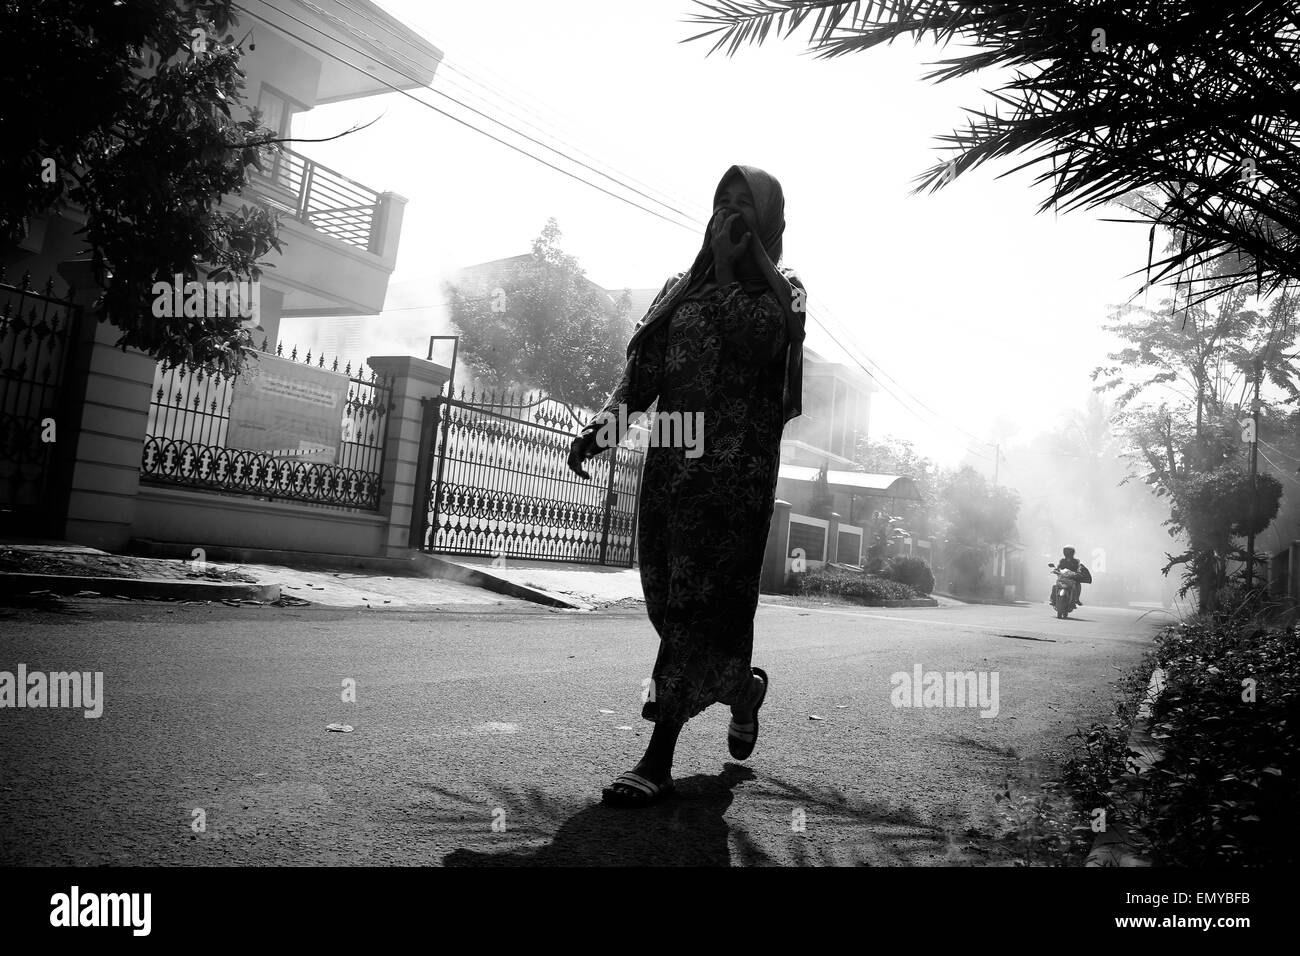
[567,431,599,479]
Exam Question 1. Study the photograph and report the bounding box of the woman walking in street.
[567,165,806,807]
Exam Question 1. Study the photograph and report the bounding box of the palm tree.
[684,1,1300,307]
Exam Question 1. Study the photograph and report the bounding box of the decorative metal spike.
[304,350,312,365]
[331,357,338,372]
[290,346,298,361]
[276,341,283,356]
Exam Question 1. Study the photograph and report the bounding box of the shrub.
[794,565,921,604]
[883,555,935,595]
[1136,620,1300,865]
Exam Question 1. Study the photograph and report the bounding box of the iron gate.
[0,271,79,534]
[417,387,643,566]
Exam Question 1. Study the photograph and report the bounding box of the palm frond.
[683,0,1300,305]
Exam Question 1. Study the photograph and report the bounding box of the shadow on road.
[434,763,962,866]
[443,764,754,866]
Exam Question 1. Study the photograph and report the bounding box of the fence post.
[365,354,450,558]
[408,397,440,548]
[53,258,154,550]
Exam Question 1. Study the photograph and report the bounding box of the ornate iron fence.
[419,386,643,567]
[140,343,392,510]
[0,270,78,530]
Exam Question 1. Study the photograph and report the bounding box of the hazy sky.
[288,0,1155,467]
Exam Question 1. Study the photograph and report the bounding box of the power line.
[811,298,997,449]
[1259,449,1300,484]
[1259,437,1300,463]
[233,2,701,232]
[267,0,704,228]
[804,302,998,451]
[334,0,708,222]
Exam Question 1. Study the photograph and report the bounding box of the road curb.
[0,573,280,602]
[932,591,1031,607]
[1085,666,1167,867]
[410,554,589,610]
[130,539,418,575]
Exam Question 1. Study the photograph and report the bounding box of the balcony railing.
[253,146,381,251]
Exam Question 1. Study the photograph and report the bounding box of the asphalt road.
[0,594,1166,866]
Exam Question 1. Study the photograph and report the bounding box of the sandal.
[601,771,675,807]
[728,667,768,761]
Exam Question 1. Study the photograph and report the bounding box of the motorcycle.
[1047,563,1080,618]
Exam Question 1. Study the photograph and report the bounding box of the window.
[255,86,297,191]
[256,86,294,138]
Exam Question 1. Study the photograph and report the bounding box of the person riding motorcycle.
[1051,547,1092,607]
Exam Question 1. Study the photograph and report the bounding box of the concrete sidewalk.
[0,541,522,609]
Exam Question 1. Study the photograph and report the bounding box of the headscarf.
[624,165,806,422]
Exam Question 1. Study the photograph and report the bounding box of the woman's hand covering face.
[709,209,751,268]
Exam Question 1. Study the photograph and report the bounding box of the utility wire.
[233,2,701,232]
[334,0,708,221]
[1259,437,1300,463]
[254,0,704,228]
[1259,449,1300,483]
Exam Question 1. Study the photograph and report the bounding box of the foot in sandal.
[602,764,675,807]
[728,667,768,761]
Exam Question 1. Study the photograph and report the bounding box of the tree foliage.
[855,436,1019,590]
[854,435,938,538]
[1093,283,1298,608]
[1,0,281,373]
[444,219,632,408]
[940,465,1020,550]
[685,0,1300,306]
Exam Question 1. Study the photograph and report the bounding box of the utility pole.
[1245,358,1262,592]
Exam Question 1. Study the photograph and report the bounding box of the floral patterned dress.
[597,280,790,725]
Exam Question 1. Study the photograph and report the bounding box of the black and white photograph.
[0,0,1290,937]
